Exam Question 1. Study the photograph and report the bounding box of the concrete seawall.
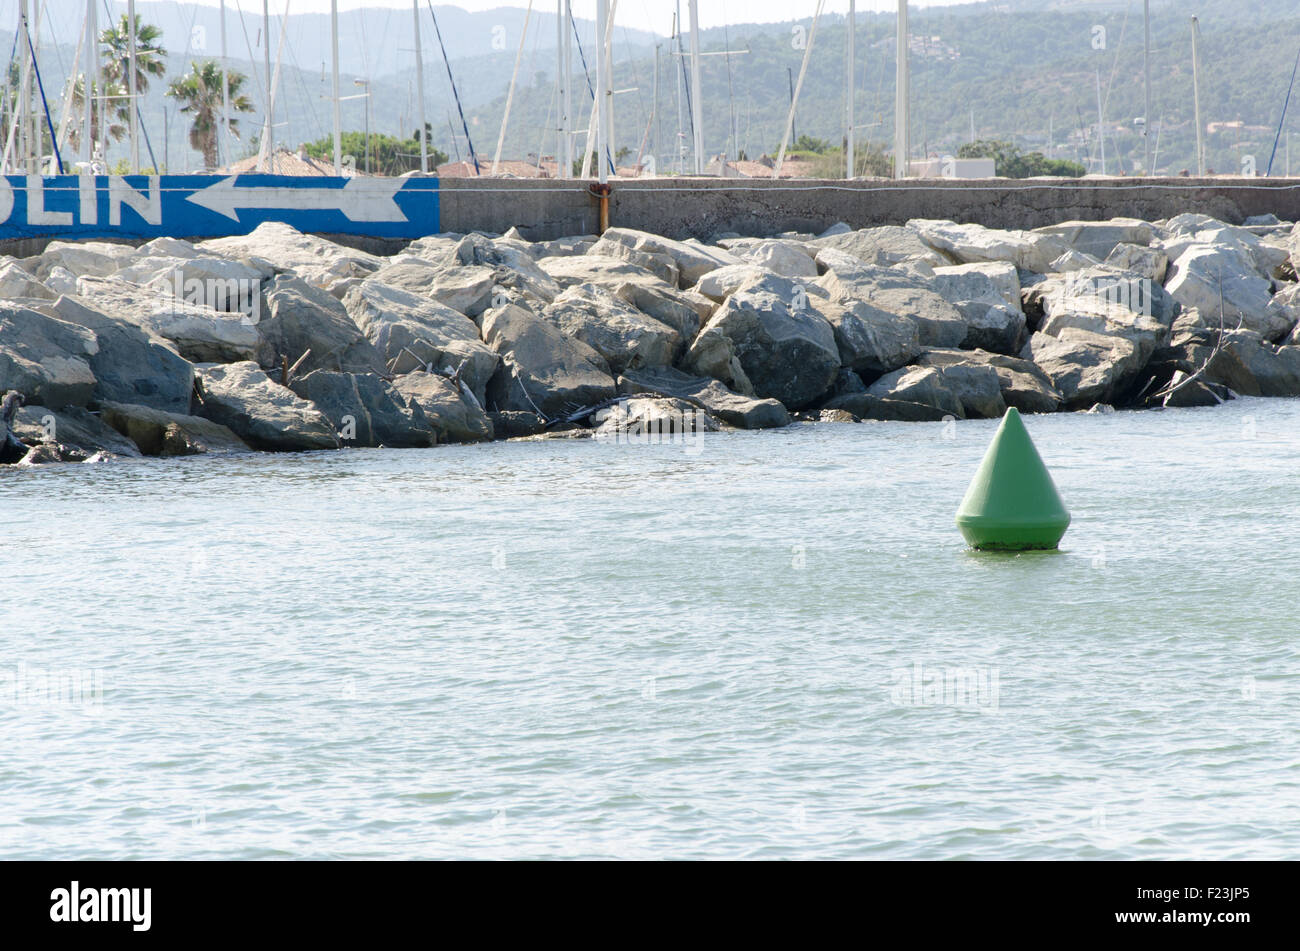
[438,176,1300,241]
[4,176,1299,258]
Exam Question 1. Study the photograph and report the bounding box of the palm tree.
[65,76,129,154]
[100,15,167,124]
[166,60,254,171]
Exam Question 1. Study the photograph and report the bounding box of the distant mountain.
[8,0,1300,175]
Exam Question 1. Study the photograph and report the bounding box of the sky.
[195,0,979,36]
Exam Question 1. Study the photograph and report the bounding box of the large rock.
[585,236,681,287]
[867,363,1005,419]
[595,227,742,287]
[1021,328,1146,409]
[195,361,340,451]
[0,303,98,409]
[1106,242,1169,282]
[541,284,681,375]
[915,348,1061,414]
[0,260,54,299]
[817,260,967,349]
[69,276,260,363]
[931,263,1026,353]
[908,218,1070,273]
[591,396,720,440]
[685,273,839,409]
[693,264,777,303]
[12,404,143,459]
[822,392,952,422]
[811,225,949,268]
[816,293,923,377]
[198,222,381,289]
[729,239,819,278]
[425,233,561,307]
[342,279,498,401]
[29,240,136,280]
[1152,329,1300,398]
[1164,243,1293,341]
[538,254,706,339]
[256,274,387,376]
[480,303,616,419]
[1164,214,1290,280]
[390,371,494,443]
[368,255,498,317]
[1033,218,1157,259]
[618,365,790,429]
[116,248,268,316]
[46,295,195,413]
[97,400,249,456]
[932,261,1022,309]
[288,370,435,448]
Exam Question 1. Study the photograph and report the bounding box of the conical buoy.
[955,407,1071,551]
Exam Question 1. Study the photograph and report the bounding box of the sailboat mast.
[263,0,273,167]
[846,0,855,178]
[19,0,32,172]
[1143,0,1151,174]
[596,0,609,183]
[1191,16,1203,177]
[688,0,702,173]
[221,0,231,169]
[129,0,139,172]
[562,0,573,177]
[83,0,95,165]
[331,0,341,173]
[895,0,908,179]
[414,0,428,172]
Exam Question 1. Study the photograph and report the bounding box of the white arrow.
[184,176,409,223]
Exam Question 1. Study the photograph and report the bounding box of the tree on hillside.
[958,139,1086,178]
[167,60,255,171]
[302,132,448,175]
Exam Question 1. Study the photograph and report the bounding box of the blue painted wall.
[0,174,440,241]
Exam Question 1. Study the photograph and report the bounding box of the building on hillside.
[703,154,817,178]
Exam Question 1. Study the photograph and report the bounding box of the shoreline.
[4,211,1300,467]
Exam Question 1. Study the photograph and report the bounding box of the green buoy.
[955,407,1071,551]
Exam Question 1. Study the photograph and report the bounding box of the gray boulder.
[618,365,790,429]
[730,239,819,278]
[817,260,967,349]
[480,304,617,419]
[1033,219,1157,259]
[1021,328,1146,409]
[46,295,195,413]
[908,218,1071,273]
[289,369,436,447]
[69,276,260,363]
[811,225,949,268]
[198,222,381,288]
[12,404,143,459]
[823,392,953,422]
[98,401,250,456]
[342,279,498,402]
[0,303,98,409]
[1106,242,1169,282]
[390,371,494,443]
[195,361,340,451]
[368,255,498,317]
[541,284,681,375]
[915,348,1061,414]
[257,274,387,375]
[867,362,1005,419]
[685,273,840,409]
[595,228,742,287]
[1164,243,1293,340]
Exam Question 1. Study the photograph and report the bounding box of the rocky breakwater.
[4,212,1300,466]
